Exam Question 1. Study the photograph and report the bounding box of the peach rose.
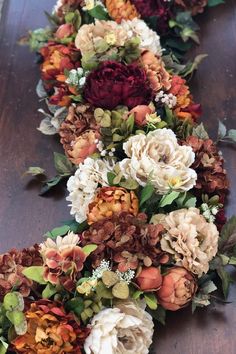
[55,23,75,39]
[130,104,154,127]
[66,130,100,165]
[136,267,162,291]
[157,267,197,311]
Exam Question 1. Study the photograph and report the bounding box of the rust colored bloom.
[182,136,229,203]
[136,267,162,291]
[40,42,81,106]
[169,75,201,122]
[140,50,171,93]
[130,104,155,127]
[87,187,139,225]
[81,212,169,271]
[55,23,75,39]
[54,0,83,20]
[59,104,99,164]
[175,0,208,15]
[105,0,140,23]
[12,300,89,353]
[40,233,86,291]
[157,267,197,311]
[0,245,42,301]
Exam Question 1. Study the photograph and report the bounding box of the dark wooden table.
[0,1,236,353]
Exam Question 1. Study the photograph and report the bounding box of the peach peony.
[87,187,139,224]
[157,267,197,311]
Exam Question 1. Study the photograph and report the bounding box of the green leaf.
[184,196,197,208]
[208,0,224,7]
[65,298,84,317]
[23,166,45,177]
[132,290,143,300]
[44,225,70,239]
[82,244,98,256]
[22,266,47,285]
[144,293,158,310]
[140,184,155,207]
[96,281,113,299]
[6,311,24,327]
[3,292,24,312]
[88,5,110,20]
[63,219,85,233]
[107,172,116,186]
[149,306,166,325]
[54,152,74,175]
[0,338,8,354]
[159,191,180,208]
[217,266,232,299]
[120,178,139,190]
[229,256,236,266]
[192,123,209,140]
[182,54,208,77]
[126,113,134,134]
[218,121,227,139]
[219,216,236,253]
[42,284,57,299]
[227,129,236,143]
[39,175,63,195]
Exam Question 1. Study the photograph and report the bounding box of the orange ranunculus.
[169,75,201,122]
[140,50,171,93]
[157,267,197,311]
[136,267,162,291]
[105,0,140,23]
[12,300,89,353]
[65,129,100,165]
[87,187,139,225]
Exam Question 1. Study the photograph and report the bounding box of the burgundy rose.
[83,61,154,110]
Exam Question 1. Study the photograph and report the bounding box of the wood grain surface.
[0,1,235,353]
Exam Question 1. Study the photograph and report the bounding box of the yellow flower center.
[84,0,95,10]
[168,176,182,188]
[146,113,161,124]
[104,32,117,45]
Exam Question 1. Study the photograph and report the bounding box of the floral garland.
[1,0,236,353]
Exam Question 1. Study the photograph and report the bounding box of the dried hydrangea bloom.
[140,50,171,92]
[105,0,140,24]
[12,300,89,354]
[40,232,86,290]
[81,212,169,271]
[53,0,83,19]
[175,0,208,16]
[84,301,154,354]
[0,245,42,301]
[159,208,219,277]
[182,136,229,203]
[119,128,197,194]
[87,187,139,224]
[75,20,129,55]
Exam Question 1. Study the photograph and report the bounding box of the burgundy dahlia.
[83,61,154,110]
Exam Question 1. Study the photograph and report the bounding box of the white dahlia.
[67,157,114,223]
[119,128,197,194]
[84,301,154,354]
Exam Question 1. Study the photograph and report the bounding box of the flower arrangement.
[2,0,236,353]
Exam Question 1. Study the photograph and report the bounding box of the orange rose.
[136,267,162,291]
[55,23,75,39]
[157,267,197,311]
[87,187,139,224]
[130,104,154,127]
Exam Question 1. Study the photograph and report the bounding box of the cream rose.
[159,207,219,277]
[119,128,197,194]
[84,301,154,354]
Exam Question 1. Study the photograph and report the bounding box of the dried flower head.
[175,0,208,16]
[105,0,140,23]
[81,212,168,271]
[87,187,139,224]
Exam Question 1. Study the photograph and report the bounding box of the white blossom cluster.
[65,68,87,88]
[155,90,177,109]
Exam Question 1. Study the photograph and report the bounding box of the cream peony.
[40,232,79,256]
[119,128,197,194]
[66,157,114,223]
[75,20,128,55]
[84,301,154,354]
[159,208,219,277]
[120,18,162,56]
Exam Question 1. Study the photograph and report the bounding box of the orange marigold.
[12,300,89,354]
[87,187,139,224]
[105,0,140,23]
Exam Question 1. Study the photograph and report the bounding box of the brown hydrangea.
[81,212,169,271]
[182,136,229,202]
[59,104,100,164]
[105,0,140,23]
[54,0,83,20]
[0,245,42,301]
[175,0,208,16]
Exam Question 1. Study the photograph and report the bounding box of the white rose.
[84,302,154,354]
[119,128,197,194]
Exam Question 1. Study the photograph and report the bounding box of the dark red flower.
[83,61,154,110]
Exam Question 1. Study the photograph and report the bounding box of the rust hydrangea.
[87,187,139,225]
[0,245,42,301]
[105,0,140,23]
[175,0,208,15]
[81,212,169,271]
[12,300,89,354]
